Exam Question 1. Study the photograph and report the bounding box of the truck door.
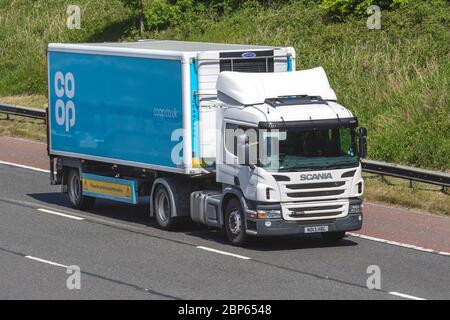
[219,121,258,200]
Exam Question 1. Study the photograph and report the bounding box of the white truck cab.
[191,67,367,245]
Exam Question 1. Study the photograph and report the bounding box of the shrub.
[320,0,409,17]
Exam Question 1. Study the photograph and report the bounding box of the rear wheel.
[224,198,247,246]
[67,169,95,210]
[154,185,175,229]
[321,231,346,243]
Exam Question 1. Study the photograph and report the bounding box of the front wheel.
[224,198,247,246]
[321,231,346,243]
[67,169,95,210]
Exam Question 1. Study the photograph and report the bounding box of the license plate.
[304,225,329,233]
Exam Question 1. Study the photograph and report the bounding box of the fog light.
[349,204,361,214]
[265,221,272,227]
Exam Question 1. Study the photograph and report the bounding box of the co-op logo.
[54,71,76,132]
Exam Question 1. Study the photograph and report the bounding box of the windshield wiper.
[278,165,322,172]
[318,162,359,170]
[278,161,358,172]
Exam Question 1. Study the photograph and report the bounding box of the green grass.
[0,115,46,142]
[0,0,129,95]
[0,0,449,171]
[364,174,450,215]
[0,95,47,142]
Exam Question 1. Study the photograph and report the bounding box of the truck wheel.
[224,198,247,246]
[321,231,346,243]
[154,185,175,230]
[67,169,95,210]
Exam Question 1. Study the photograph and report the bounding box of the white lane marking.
[0,160,49,173]
[37,208,84,221]
[196,246,251,260]
[348,232,450,256]
[25,255,69,269]
[389,291,426,300]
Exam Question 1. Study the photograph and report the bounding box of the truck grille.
[286,182,345,189]
[282,200,349,221]
[286,189,345,198]
[220,50,274,73]
[288,204,342,218]
[273,170,356,221]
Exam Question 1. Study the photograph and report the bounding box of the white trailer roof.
[69,40,278,52]
[216,67,337,105]
[48,40,288,60]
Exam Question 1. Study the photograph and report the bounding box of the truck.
[47,40,367,245]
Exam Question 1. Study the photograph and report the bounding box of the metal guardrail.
[0,103,46,121]
[362,159,450,190]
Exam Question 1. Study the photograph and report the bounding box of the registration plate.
[304,226,329,233]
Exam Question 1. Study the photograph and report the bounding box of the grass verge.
[364,174,449,215]
[0,95,48,108]
[0,95,47,142]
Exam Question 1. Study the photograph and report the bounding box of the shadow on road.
[28,192,67,207]
[27,192,358,251]
[187,229,358,251]
[28,192,153,225]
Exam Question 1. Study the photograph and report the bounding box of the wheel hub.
[228,209,242,235]
[157,192,170,222]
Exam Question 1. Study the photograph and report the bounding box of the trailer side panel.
[48,51,184,171]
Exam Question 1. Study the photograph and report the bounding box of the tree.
[121,0,145,34]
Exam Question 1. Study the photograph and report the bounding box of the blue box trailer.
[48,40,295,176]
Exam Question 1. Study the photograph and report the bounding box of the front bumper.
[245,212,362,236]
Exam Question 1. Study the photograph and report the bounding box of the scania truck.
[47,40,367,245]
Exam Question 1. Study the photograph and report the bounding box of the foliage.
[0,0,448,170]
[320,0,409,17]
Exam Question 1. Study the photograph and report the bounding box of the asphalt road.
[0,164,449,300]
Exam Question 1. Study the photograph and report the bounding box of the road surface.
[0,137,449,299]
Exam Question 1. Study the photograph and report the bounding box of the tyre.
[321,231,346,243]
[153,185,175,230]
[224,197,247,246]
[67,168,95,210]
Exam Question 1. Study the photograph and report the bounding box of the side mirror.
[237,134,250,166]
[358,127,368,158]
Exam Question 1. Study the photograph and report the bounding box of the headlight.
[257,209,282,219]
[349,203,363,214]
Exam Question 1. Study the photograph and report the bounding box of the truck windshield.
[259,127,358,171]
